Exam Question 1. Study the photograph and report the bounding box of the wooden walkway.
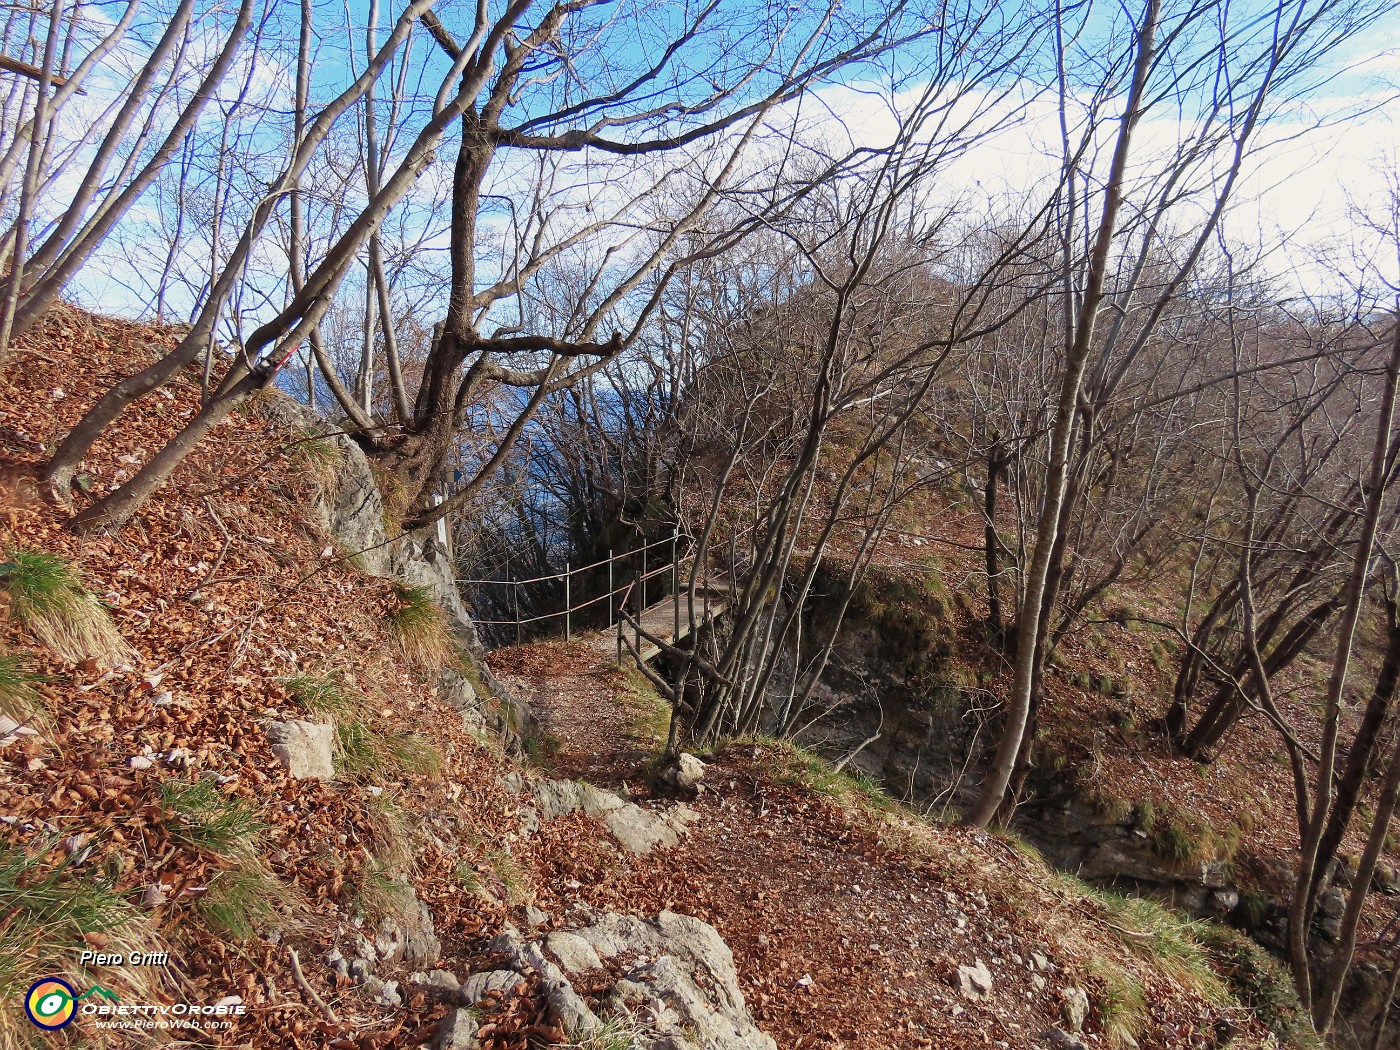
[596,586,731,663]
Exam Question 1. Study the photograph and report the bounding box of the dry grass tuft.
[386,582,454,668]
[0,839,179,1050]
[2,549,132,666]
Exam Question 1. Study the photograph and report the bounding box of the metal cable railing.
[459,529,690,644]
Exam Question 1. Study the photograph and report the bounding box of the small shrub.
[1,549,131,665]
[387,582,454,667]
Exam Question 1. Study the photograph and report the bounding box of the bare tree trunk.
[968,0,1160,827]
[1289,315,1400,1015]
[0,0,63,363]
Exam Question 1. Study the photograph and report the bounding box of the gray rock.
[486,912,774,1049]
[460,969,522,1006]
[434,1006,481,1050]
[662,753,707,789]
[1043,1028,1090,1049]
[349,958,373,984]
[326,948,349,978]
[525,905,551,928]
[1375,862,1400,894]
[956,960,993,1000]
[1062,986,1090,1033]
[254,391,536,747]
[1207,888,1240,917]
[533,779,696,855]
[374,889,441,966]
[546,931,603,974]
[264,719,335,780]
[1319,888,1347,918]
[410,969,462,995]
[362,977,402,1009]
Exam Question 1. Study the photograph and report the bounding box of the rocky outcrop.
[532,778,698,855]
[256,391,532,745]
[463,911,777,1050]
[1013,798,1240,920]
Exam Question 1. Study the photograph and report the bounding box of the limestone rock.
[434,1007,481,1050]
[486,912,775,1049]
[361,976,402,1009]
[460,970,523,1006]
[662,753,707,789]
[264,719,335,780]
[1062,986,1090,1033]
[956,960,993,1001]
[410,969,461,995]
[374,889,441,966]
[533,779,695,855]
[1043,1028,1090,1049]
[1206,888,1240,918]
[545,931,603,974]
[1375,862,1400,895]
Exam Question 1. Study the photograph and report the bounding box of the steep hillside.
[0,308,1308,1049]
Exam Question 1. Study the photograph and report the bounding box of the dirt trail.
[487,640,1247,1050]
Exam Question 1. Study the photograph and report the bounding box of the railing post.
[565,561,571,641]
[513,582,521,647]
[616,614,623,666]
[607,549,614,629]
[641,544,647,610]
[672,525,679,644]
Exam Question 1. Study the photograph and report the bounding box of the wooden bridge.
[460,531,731,665]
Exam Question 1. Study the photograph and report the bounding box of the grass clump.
[281,672,359,717]
[565,1014,651,1050]
[1094,891,1227,1002]
[387,582,454,667]
[1149,803,1223,867]
[357,869,419,923]
[1199,925,1321,1048]
[289,428,343,489]
[482,846,530,904]
[197,865,298,942]
[334,720,442,782]
[366,793,418,875]
[1086,954,1148,1048]
[160,777,268,859]
[0,647,45,724]
[0,840,173,1050]
[1,549,131,666]
[750,736,898,814]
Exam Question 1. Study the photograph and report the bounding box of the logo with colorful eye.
[25,978,77,1030]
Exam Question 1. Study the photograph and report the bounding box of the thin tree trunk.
[1289,316,1400,1014]
[968,0,1160,826]
[0,0,63,363]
